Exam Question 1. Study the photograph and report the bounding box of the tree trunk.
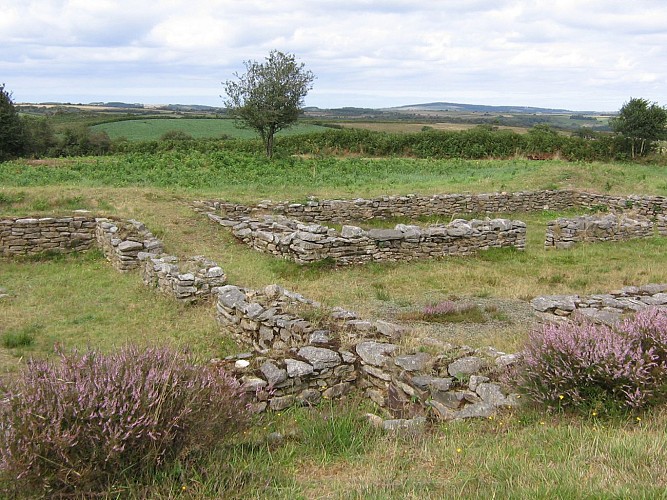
[265,132,274,158]
[265,125,276,158]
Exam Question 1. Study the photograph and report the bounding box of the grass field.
[1,152,667,497]
[91,118,327,141]
[333,121,531,134]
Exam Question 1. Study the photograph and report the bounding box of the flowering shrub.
[399,300,486,323]
[0,345,249,495]
[518,307,667,411]
[423,300,461,316]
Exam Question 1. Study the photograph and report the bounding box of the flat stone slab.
[356,341,398,367]
[260,361,287,386]
[117,240,144,252]
[217,285,247,308]
[285,358,314,378]
[448,356,485,377]
[573,307,622,326]
[297,346,341,370]
[531,295,579,312]
[394,352,432,372]
[367,229,404,241]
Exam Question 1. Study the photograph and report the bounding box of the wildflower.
[182,485,187,491]
[636,417,642,422]
[592,411,598,417]
[456,448,462,453]
[540,421,545,425]
[558,395,564,400]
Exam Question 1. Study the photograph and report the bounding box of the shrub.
[0,344,249,496]
[399,300,486,323]
[159,130,194,141]
[517,307,667,412]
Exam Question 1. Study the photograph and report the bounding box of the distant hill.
[389,102,584,115]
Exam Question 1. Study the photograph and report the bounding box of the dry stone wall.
[0,216,97,256]
[208,213,526,265]
[194,189,667,223]
[214,284,520,419]
[140,254,227,303]
[95,218,164,271]
[531,283,667,326]
[1,214,224,303]
[544,213,657,249]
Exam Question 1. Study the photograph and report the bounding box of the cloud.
[1,0,667,109]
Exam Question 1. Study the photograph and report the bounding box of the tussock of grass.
[1,324,38,349]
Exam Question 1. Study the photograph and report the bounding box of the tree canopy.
[223,50,315,158]
[610,97,667,158]
[0,84,25,161]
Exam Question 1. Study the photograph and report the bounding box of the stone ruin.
[214,283,521,420]
[195,189,667,262]
[545,213,666,249]
[0,215,224,303]
[193,189,667,223]
[531,284,667,326]
[4,187,667,424]
[207,213,526,265]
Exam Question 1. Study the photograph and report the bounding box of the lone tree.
[223,50,315,158]
[610,97,667,158]
[0,84,25,161]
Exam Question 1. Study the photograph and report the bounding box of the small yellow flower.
[558,395,564,400]
[592,411,598,417]
[540,421,545,425]
[456,448,462,453]
[488,416,494,420]
[636,417,642,422]
[182,485,187,491]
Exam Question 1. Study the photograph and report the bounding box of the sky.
[2,1,666,111]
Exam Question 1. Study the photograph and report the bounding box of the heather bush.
[0,345,249,496]
[399,300,486,323]
[518,307,667,412]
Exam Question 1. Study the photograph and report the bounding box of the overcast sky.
[2,1,666,111]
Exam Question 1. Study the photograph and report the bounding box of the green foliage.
[20,116,57,157]
[610,97,667,158]
[0,84,26,161]
[54,126,112,156]
[160,129,194,141]
[294,403,380,461]
[1,323,39,348]
[223,50,315,157]
[275,126,624,162]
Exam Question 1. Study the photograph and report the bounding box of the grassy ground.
[91,118,327,141]
[1,153,667,497]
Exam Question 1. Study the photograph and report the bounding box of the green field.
[91,118,327,141]
[2,152,667,497]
